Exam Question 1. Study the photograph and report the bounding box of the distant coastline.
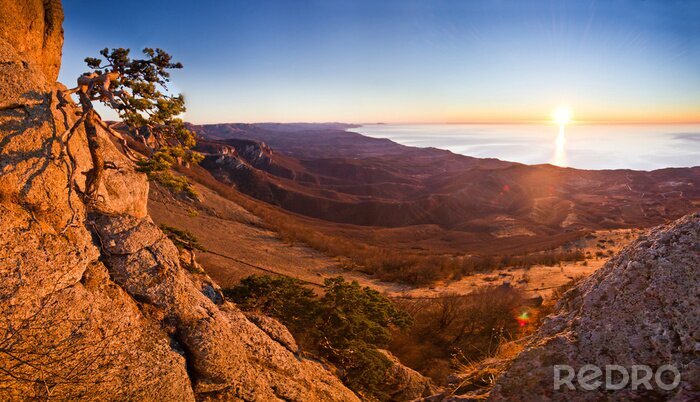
[350,123,700,171]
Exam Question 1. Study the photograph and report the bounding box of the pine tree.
[57,47,202,203]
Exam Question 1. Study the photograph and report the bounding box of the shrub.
[224,275,317,334]
[159,224,205,251]
[390,286,524,382]
[334,341,393,401]
[138,149,201,198]
[225,275,412,400]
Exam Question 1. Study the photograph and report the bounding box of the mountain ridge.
[189,123,700,254]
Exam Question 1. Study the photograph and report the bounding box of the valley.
[191,123,699,248]
[152,122,700,289]
[149,130,652,298]
[149,180,635,299]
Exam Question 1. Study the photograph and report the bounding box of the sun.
[553,105,572,126]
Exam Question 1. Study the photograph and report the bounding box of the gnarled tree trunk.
[83,109,104,201]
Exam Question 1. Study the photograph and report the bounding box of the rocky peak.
[0,1,357,400]
[195,140,240,163]
[197,138,274,170]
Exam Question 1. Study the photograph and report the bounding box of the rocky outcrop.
[490,213,700,401]
[197,138,272,170]
[225,138,273,169]
[0,0,63,82]
[377,349,435,401]
[245,312,299,354]
[1,1,191,399]
[0,1,358,400]
[90,214,358,400]
[179,248,226,304]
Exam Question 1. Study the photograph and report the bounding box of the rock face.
[0,1,357,400]
[0,0,63,82]
[377,349,435,401]
[490,213,700,401]
[245,312,300,354]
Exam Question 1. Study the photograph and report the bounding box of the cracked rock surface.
[0,1,357,400]
[490,212,700,401]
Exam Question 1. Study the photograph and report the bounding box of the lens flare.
[516,311,530,327]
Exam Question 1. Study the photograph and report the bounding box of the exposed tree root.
[55,88,141,211]
[56,102,83,233]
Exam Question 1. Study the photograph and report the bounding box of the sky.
[60,0,700,124]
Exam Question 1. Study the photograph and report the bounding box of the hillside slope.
[0,1,357,400]
[191,123,700,256]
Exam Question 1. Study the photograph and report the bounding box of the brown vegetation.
[179,165,591,285]
[389,286,528,382]
[422,275,591,400]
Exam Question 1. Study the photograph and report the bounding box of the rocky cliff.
[0,1,357,400]
[490,212,700,401]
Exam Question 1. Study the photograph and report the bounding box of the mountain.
[0,1,356,400]
[3,2,698,400]
[190,123,700,256]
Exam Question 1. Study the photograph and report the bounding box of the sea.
[351,124,700,171]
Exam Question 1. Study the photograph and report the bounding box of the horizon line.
[187,119,700,126]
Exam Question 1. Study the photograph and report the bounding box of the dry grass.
[446,338,528,399]
[177,165,599,286]
[389,286,526,382]
[435,275,587,399]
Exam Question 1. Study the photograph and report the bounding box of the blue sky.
[60,0,700,124]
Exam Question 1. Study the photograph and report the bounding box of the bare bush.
[389,286,525,382]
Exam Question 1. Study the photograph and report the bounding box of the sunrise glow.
[552,105,571,167]
[59,1,700,124]
[553,106,572,126]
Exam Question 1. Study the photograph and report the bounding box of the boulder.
[377,349,435,401]
[490,213,700,401]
